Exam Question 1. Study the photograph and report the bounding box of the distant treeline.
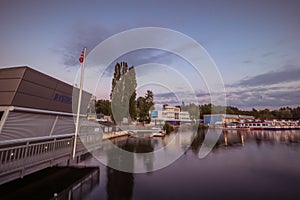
[171,103,300,120]
[192,103,300,120]
[96,100,300,121]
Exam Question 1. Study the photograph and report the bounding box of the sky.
[1,0,300,110]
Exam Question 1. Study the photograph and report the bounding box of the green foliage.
[95,99,111,115]
[199,104,212,118]
[107,62,157,124]
[136,90,154,122]
[127,66,137,120]
[110,62,137,123]
[163,123,174,134]
[291,107,300,120]
[198,104,300,120]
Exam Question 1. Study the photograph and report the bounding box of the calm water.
[86,129,300,200]
[1,129,300,200]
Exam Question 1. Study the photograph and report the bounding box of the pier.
[0,66,103,184]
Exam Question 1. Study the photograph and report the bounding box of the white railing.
[0,136,74,173]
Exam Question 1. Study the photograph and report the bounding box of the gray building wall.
[0,66,91,113]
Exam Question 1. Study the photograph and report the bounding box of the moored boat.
[151,130,166,137]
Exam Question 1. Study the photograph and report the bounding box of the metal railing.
[0,132,103,185]
[0,136,74,173]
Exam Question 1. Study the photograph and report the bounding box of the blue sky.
[1,0,300,110]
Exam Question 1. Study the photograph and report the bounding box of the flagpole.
[72,47,86,159]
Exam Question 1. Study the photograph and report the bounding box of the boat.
[227,120,300,131]
[128,130,153,138]
[151,130,166,137]
[208,119,300,131]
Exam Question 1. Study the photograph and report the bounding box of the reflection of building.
[0,167,100,199]
[150,105,192,126]
[203,114,254,125]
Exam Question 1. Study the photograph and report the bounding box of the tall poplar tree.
[110,62,137,123]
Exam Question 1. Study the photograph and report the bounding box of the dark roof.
[0,66,91,113]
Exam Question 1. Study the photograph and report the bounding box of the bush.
[163,123,174,134]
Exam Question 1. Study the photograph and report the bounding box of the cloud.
[224,63,300,109]
[225,83,300,109]
[58,24,128,67]
[242,60,252,64]
[151,78,300,110]
[262,51,276,57]
[153,90,212,107]
[228,89,300,109]
[97,49,174,78]
[154,92,180,106]
[155,92,175,98]
[59,23,196,69]
[232,65,300,87]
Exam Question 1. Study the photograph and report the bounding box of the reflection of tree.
[125,137,154,172]
[106,140,134,200]
[106,137,155,199]
[106,166,134,200]
[190,129,205,154]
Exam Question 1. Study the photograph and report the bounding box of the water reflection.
[106,167,134,200]
[52,167,100,200]
[98,129,300,200]
[103,130,300,171]
[189,129,300,155]
[0,167,99,200]
[2,129,300,200]
[95,130,196,173]
[105,139,133,200]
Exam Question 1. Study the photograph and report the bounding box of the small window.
[0,111,4,121]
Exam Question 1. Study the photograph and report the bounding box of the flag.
[79,49,84,63]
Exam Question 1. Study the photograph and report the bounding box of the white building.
[151,105,192,125]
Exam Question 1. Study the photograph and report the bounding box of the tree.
[136,90,154,122]
[95,99,111,116]
[87,96,97,115]
[199,104,212,118]
[292,106,300,120]
[145,90,154,110]
[110,62,137,123]
[127,66,137,120]
[136,96,147,121]
[251,108,259,118]
[226,106,240,115]
[277,107,292,119]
